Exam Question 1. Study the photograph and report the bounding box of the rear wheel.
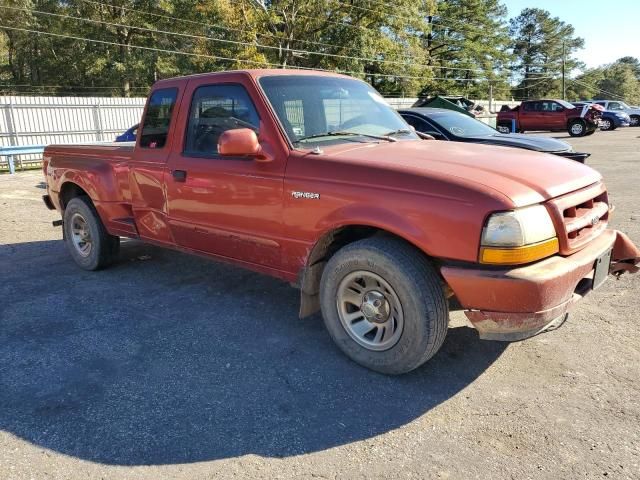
[319,236,449,375]
[63,196,120,270]
[568,120,586,137]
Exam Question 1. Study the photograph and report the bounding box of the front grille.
[546,182,609,255]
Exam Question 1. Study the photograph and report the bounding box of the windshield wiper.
[295,130,397,143]
[383,128,413,137]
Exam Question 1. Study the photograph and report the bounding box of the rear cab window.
[140,88,178,149]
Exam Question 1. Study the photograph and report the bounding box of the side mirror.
[218,128,273,162]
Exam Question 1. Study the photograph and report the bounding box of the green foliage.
[508,8,584,100]
[568,59,640,105]
[421,0,513,99]
[0,0,638,103]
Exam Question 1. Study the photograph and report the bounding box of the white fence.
[0,96,146,147]
[0,95,521,171]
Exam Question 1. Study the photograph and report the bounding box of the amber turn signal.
[479,237,560,265]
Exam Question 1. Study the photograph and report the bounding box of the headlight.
[479,205,559,265]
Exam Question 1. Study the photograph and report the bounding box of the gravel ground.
[1,129,639,479]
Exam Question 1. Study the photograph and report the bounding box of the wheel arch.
[297,223,439,318]
[59,181,91,210]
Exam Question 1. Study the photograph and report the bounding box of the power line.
[0,24,494,83]
[74,0,518,75]
[1,5,503,75]
[569,79,627,101]
[75,0,366,55]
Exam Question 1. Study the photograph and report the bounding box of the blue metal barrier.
[0,145,46,174]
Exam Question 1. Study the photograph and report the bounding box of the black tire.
[600,118,615,131]
[319,236,448,375]
[630,115,640,127]
[568,119,586,137]
[585,128,597,136]
[63,196,120,271]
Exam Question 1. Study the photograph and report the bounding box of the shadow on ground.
[0,240,507,465]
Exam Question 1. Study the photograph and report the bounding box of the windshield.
[259,75,417,146]
[428,110,498,137]
[556,100,576,109]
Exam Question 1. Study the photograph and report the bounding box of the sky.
[502,0,640,68]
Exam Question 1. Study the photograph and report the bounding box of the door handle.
[172,170,187,182]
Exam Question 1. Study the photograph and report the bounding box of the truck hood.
[320,139,601,207]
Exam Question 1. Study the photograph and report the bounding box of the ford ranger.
[42,70,640,374]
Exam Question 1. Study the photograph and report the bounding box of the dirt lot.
[1,129,639,479]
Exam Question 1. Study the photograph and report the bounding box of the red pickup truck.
[42,70,640,374]
[497,99,602,137]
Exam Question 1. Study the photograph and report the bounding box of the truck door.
[545,101,567,130]
[519,101,542,130]
[164,77,286,269]
[129,83,183,244]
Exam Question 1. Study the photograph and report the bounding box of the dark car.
[399,108,590,163]
[573,103,630,131]
[115,124,139,142]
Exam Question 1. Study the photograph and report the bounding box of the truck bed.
[44,142,137,237]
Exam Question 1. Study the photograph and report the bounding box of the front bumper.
[441,229,640,341]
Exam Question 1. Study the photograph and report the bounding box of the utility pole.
[489,83,493,113]
[562,41,566,100]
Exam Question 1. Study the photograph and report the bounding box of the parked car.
[115,124,138,142]
[573,103,630,131]
[497,99,601,137]
[400,107,590,163]
[41,69,640,374]
[585,100,640,127]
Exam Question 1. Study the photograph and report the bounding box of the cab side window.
[140,88,177,149]
[608,102,622,110]
[184,84,260,156]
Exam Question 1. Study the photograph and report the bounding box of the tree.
[616,56,640,80]
[568,58,640,105]
[421,0,513,99]
[509,8,584,100]
[237,0,437,96]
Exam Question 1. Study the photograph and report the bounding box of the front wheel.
[63,196,120,270]
[568,120,586,137]
[319,236,449,375]
[600,118,615,131]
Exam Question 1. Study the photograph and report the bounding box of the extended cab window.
[184,84,260,156]
[140,88,177,149]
